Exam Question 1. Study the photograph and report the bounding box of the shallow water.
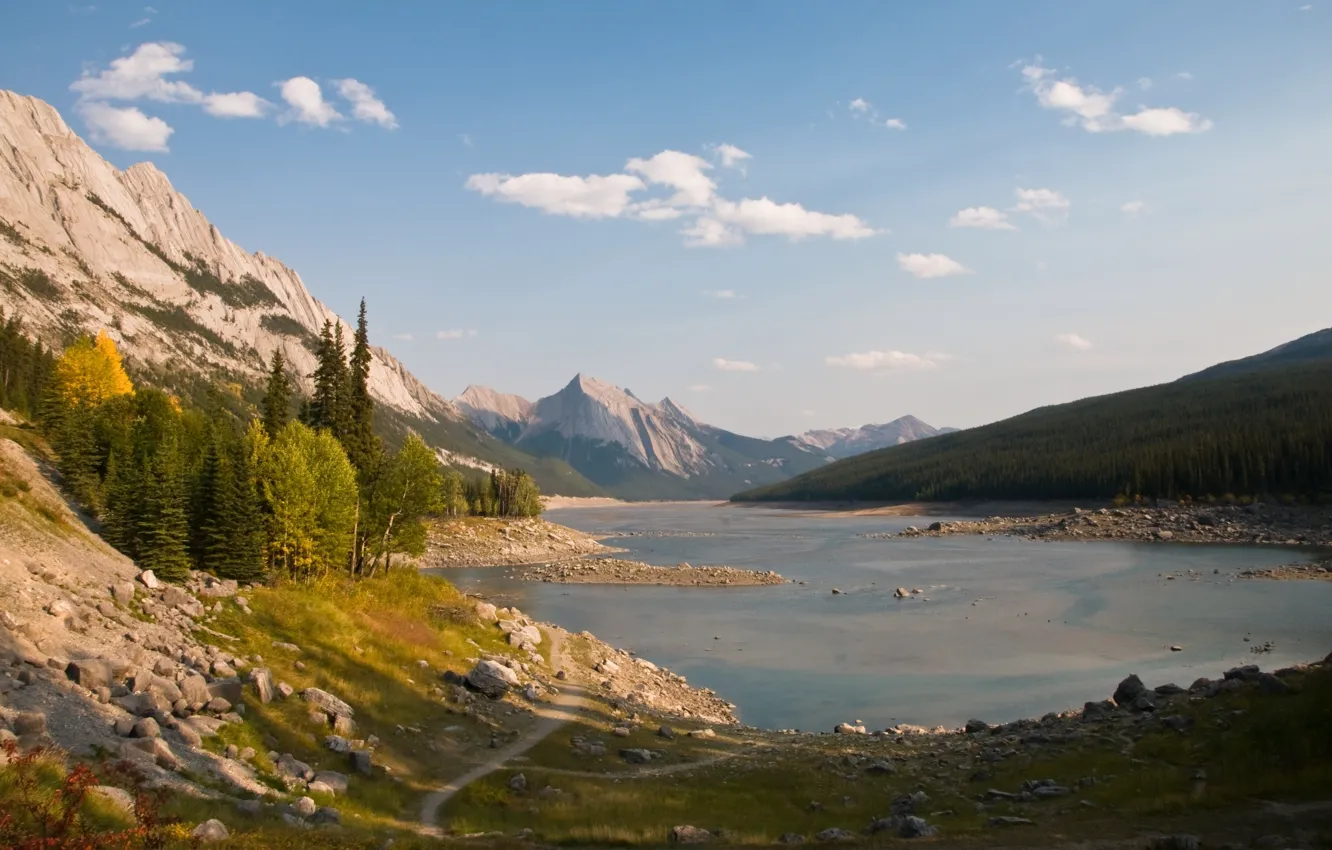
[430,504,1332,731]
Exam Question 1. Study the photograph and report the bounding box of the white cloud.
[1175,71,1193,81]
[1120,199,1147,214]
[849,97,872,113]
[460,133,473,148]
[77,101,173,151]
[334,78,397,129]
[883,117,907,130]
[1299,4,1313,9]
[682,217,743,247]
[202,91,270,118]
[279,77,342,127]
[704,289,737,299]
[71,42,203,104]
[949,206,1014,230]
[129,17,150,27]
[436,329,478,340]
[687,384,714,393]
[1055,332,1093,351]
[1019,60,1211,136]
[1013,187,1071,221]
[712,143,752,169]
[897,252,970,279]
[1121,106,1213,136]
[626,150,716,207]
[468,147,876,247]
[713,358,759,372]
[466,172,644,219]
[1137,77,1153,90]
[711,197,876,242]
[825,350,940,370]
[393,332,414,341]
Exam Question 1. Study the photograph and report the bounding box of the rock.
[112,582,135,605]
[129,738,179,770]
[928,521,944,532]
[658,725,676,739]
[176,724,202,748]
[180,673,210,705]
[208,678,243,705]
[1154,683,1186,696]
[206,698,232,714]
[898,816,936,838]
[475,601,498,621]
[834,723,867,734]
[0,610,18,630]
[687,728,716,739]
[277,682,294,699]
[595,660,620,674]
[1132,692,1158,712]
[621,748,655,764]
[814,828,855,842]
[509,773,527,792]
[302,687,354,718]
[138,570,160,590]
[280,813,309,829]
[192,819,229,842]
[1032,785,1070,798]
[864,759,895,775]
[249,668,275,703]
[1161,715,1193,733]
[308,781,334,795]
[235,799,263,817]
[964,718,990,734]
[830,588,843,595]
[312,771,348,794]
[670,825,713,844]
[350,749,373,776]
[310,807,341,825]
[1170,645,1183,652]
[332,714,356,737]
[1112,673,1146,705]
[513,624,542,645]
[777,834,807,844]
[1257,673,1291,695]
[66,659,120,690]
[894,587,909,598]
[987,816,1035,827]
[87,785,135,815]
[467,660,521,696]
[13,712,47,736]
[276,754,314,780]
[293,796,317,817]
[325,735,351,753]
[1224,664,1261,682]
[611,726,631,738]
[113,717,136,737]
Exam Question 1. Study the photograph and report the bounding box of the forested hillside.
[734,361,1332,504]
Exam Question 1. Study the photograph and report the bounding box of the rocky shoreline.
[519,558,786,587]
[870,503,1332,549]
[421,517,620,568]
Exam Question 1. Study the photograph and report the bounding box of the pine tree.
[344,299,379,473]
[197,422,265,582]
[137,432,191,582]
[306,321,337,431]
[331,321,352,442]
[262,350,291,437]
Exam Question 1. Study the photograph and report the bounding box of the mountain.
[0,89,601,495]
[1181,327,1332,382]
[734,333,1332,504]
[787,415,955,459]
[454,374,836,499]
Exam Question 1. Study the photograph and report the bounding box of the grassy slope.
[735,362,1332,503]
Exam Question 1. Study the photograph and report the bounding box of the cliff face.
[0,89,454,422]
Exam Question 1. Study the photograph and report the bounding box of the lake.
[429,503,1332,732]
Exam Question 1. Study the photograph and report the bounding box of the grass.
[190,568,541,832]
[444,666,1332,845]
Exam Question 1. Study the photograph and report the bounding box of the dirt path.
[417,629,592,836]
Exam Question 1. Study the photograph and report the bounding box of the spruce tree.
[262,350,291,437]
[344,299,379,473]
[307,321,337,431]
[136,432,191,582]
[331,321,352,442]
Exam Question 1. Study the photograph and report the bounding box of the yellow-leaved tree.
[52,329,134,408]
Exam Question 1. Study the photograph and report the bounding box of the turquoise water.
[429,504,1332,731]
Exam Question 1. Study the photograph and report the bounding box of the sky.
[3,1,1330,438]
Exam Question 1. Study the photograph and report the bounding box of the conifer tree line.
[0,297,542,585]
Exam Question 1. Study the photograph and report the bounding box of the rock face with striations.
[0,89,498,466]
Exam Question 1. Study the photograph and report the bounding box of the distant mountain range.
[455,377,949,499]
[735,329,1332,504]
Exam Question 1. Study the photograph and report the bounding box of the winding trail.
[417,630,591,836]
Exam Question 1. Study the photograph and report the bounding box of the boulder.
[132,718,161,739]
[814,828,855,842]
[475,601,498,621]
[128,738,179,770]
[964,718,990,734]
[621,748,655,764]
[467,660,521,696]
[312,771,348,794]
[276,754,314,780]
[332,715,356,737]
[310,807,341,825]
[87,785,135,815]
[13,712,47,737]
[180,673,210,706]
[207,679,243,705]
[302,687,354,718]
[249,668,275,704]
[137,570,160,590]
[293,796,317,817]
[670,825,714,844]
[276,682,295,699]
[111,582,136,605]
[899,816,936,838]
[66,659,121,690]
[1257,673,1291,695]
[1224,664,1261,682]
[350,749,374,776]
[192,820,229,843]
[1112,674,1146,705]
[834,723,867,734]
[324,736,351,753]
[509,773,527,792]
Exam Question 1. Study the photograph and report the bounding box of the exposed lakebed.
[428,504,1332,732]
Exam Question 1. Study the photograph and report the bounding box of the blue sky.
[3,1,1330,436]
